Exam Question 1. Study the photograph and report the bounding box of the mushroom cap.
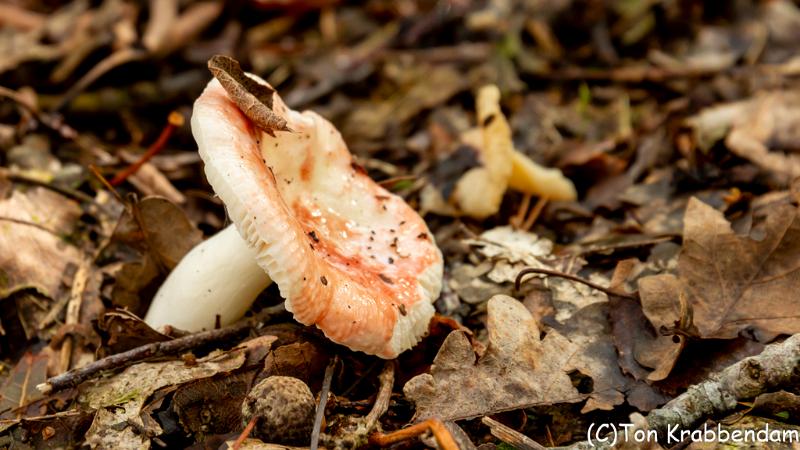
[192,76,443,358]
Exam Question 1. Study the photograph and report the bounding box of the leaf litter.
[4,0,800,448]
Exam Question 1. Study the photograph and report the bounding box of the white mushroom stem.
[144,224,272,331]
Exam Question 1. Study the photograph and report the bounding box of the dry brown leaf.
[96,309,171,355]
[173,371,255,437]
[550,302,669,412]
[83,348,248,449]
[403,295,582,421]
[208,54,291,136]
[640,197,800,342]
[726,92,800,184]
[0,352,49,419]
[0,186,82,300]
[112,196,203,270]
[687,91,800,184]
[134,196,203,269]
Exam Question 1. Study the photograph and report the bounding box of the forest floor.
[2,1,800,449]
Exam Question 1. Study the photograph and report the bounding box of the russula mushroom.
[144,67,443,358]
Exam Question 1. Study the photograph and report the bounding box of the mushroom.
[144,69,443,359]
[421,84,576,218]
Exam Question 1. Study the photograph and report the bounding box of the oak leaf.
[640,197,800,341]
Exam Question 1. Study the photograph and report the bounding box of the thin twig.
[88,164,125,205]
[369,417,459,450]
[377,175,416,188]
[231,415,257,450]
[0,216,60,236]
[37,306,284,394]
[482,416,546,450]
[364,361,394,430]
[110,111,185,186]
[58,258,92,374]
[3,170,95,204]
[0,85,77,138]
[515,267,638,300]
[310,355,337,450]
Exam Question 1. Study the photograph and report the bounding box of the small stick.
[88,164,125,205]
[482,416,546,450]
[515,267,638,300]
[310,355,337,450]
[37,306,283,394]
[364,361,394,430]
[110,111,185,186]
[231,415,257,450]
[0,85,77,138]
[377,175,416,188]
[369,417,459,450]
[58,258,92,374]
[3,170,95,204]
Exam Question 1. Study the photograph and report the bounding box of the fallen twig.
[231,415,257,450]
[555,334,800,449]
[310,355,338,450]
[110,111,185,186]
[515,266,638,300]
[364,361,394,431]
[646,333,800,437]
[482,416,546,450]
[37,305,285,394]
[369,417,460,450]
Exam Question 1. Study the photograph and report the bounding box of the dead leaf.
[0,186,82,300]
[173,371,255,437]
[133,196,203,270]
[403,295,582,421]
[549,302,669,412]
[0,352,49,419]
[726,91,800,184]
[0,409,94,449]
[96,309,171,356]
[83,348,247,449]
[641,197,800,341]
[687,91,800,185]
[344,63,464,142]
[207,54,291,136]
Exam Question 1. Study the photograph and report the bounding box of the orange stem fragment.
[110,111,184,186]
[231,415,257,450]
[369,418,459,450]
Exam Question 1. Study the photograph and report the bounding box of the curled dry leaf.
[403,295,582,421]
[640,197,800,342]
[687,90,800,184]
[207,54,291,136]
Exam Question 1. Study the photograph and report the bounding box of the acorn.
[241,376,315,445]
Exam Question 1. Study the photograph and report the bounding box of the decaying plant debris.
[4,1,800,449]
